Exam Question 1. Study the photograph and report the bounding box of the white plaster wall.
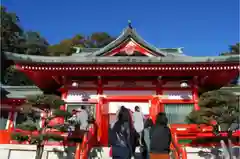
[0,145,113,159]
[185,146,240,159]
[0,144,75,159]
[1,144,239,159]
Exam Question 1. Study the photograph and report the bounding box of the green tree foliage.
[0,6,23,52]
[220,43,240,86]
[186,90,239,131]
[220,43,240,56]
[11,94,81,159]
[47,32,115,56]
[1,7,115,85]
[18,31,49,55]
[1,6,23,83]
[0,6,49,55]
[1,6,49,85]
[3,65,33,85]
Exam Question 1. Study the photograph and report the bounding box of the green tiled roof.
[73,47,184,55]
[159,48,184,54]
[1,85,42,99]
[220,86,240,96]
[86,27,167,56]
[4,51,240,64]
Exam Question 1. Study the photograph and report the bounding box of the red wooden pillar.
[75,143,81,159]
[4,105,16,144]
[156,77,164,94]
[60,90,67,110]
[181,147,188,159]
[8,106,15,132]
[150,97,160,123]
[156,77,164,113]
[100,98,109,145]
[96,76,103,143]
[192,76,200,110]
[96,97,103,143]
[96,76,109,145]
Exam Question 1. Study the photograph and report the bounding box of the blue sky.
[2,0,239,56]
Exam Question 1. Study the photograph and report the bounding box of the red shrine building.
[1,24,240,158]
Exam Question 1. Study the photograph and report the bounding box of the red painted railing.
[181,147,187,159]
[171,131,188,159]
[170,124,240,159]
[0,130,11,144]
[76,124,98,159]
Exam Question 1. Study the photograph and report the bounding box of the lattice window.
[164,104,194,124]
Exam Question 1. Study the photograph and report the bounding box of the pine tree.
[11,94,83,159]
[186,90,239,148]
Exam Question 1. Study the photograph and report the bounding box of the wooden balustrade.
[0,130,11,144]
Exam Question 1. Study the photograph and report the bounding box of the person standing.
[76,105,89,131]
[150,112,171,159]
[67,109,78,136]
[132,106,145,147]
[142,118,153,159]
[110,106,134,159]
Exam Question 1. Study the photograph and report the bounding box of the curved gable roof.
[89,26,167,57]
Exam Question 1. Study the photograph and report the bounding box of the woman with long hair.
[110,106,134,159]
[150,112,171,159]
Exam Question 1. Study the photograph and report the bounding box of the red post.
[181,147,188,159]
[60,91,67,110]
[192,76,200,110]
[96,97,103,142]
[75,143,81,159]
[8,106,15,132]
[96,76,103,143]
[156,77,164,113]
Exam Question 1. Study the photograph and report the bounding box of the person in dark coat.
[150,112,171,159]
[142,118,153,159]
[110,106,134,159]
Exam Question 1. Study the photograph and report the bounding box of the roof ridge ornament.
[128,20,132,29]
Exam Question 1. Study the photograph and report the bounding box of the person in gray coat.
[142,118,153,159]
[132,106,145,148]
[133,106,145,135]
[76,105,89,130]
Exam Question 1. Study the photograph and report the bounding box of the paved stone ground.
[134,153,143,159]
